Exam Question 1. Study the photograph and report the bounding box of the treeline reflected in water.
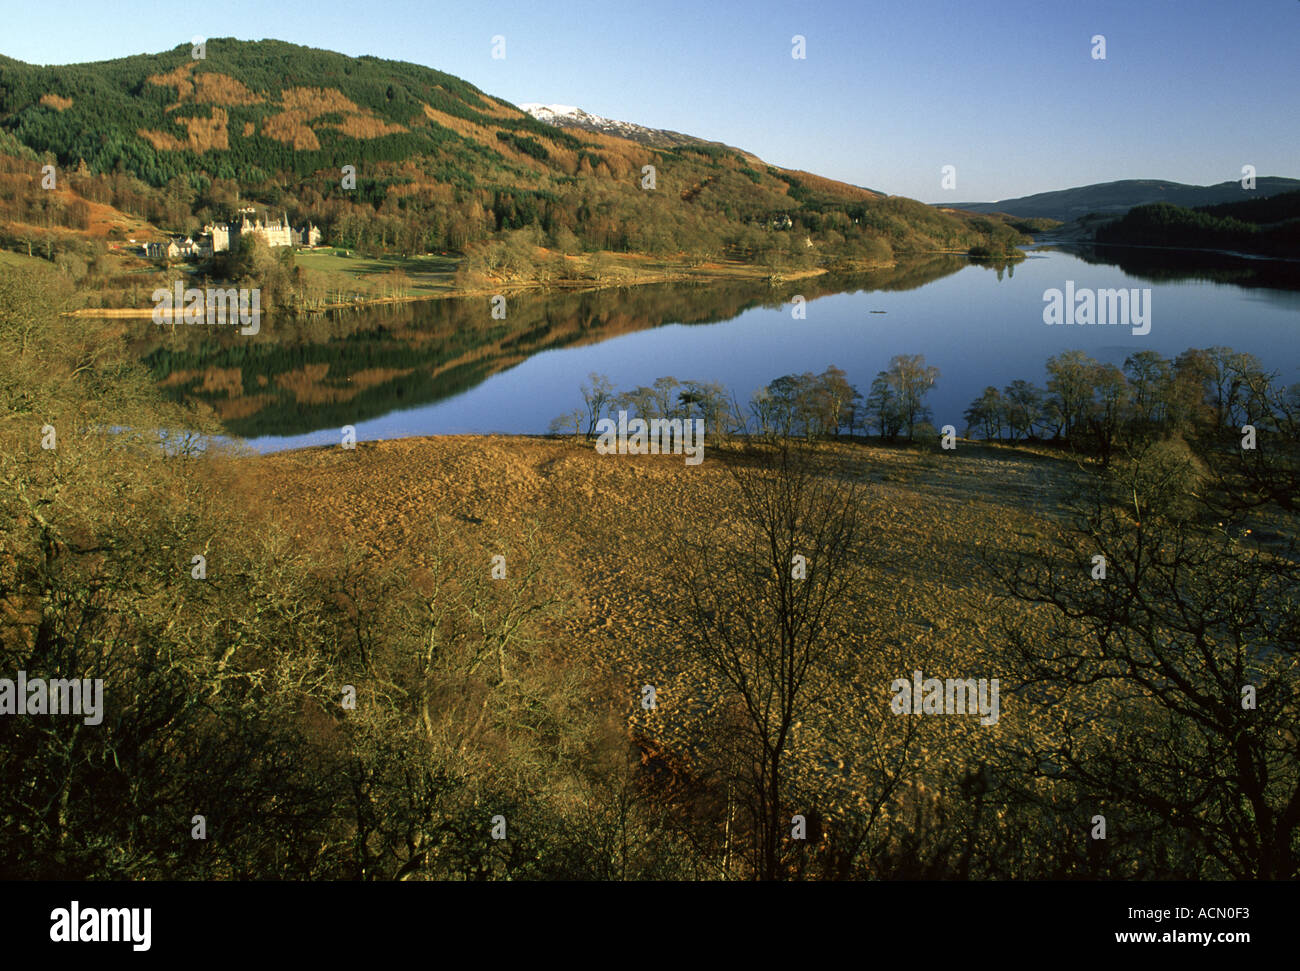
[135,256,969,438]
[1059,243,1300,293]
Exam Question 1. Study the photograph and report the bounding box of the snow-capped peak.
[518,103,586,122]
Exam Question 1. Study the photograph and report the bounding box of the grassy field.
[251,433,1077,816]
[292,249,460,294]
[0,249,51,271]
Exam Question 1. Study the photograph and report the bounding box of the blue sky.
[4,0,1297,202]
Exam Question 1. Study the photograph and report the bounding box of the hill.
[0,38,1029,271]
[944,177,1300,224]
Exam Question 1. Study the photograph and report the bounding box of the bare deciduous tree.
[991,445,1300,878]
[674,438,867,879]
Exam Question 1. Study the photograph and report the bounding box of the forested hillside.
[0,39,1028,262]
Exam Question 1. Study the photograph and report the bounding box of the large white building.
[144,208,322,261]
[209,209,295,253]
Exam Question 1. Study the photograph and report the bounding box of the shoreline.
[58,246,1017,318]
[59,261,840,318]
[235,429,1072,464]
[1056,238,1300,263]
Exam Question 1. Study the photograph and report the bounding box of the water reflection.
[127,247,1300,450]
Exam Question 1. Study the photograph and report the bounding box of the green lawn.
[293,250,460,293]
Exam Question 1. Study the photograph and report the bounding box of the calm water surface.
[141,246,1300,451]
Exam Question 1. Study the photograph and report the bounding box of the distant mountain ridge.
[945,178,1300,224]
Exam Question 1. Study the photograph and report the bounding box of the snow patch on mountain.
[518,103,583,121]
[517,102,716,149]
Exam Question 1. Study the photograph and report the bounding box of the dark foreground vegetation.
[2,262,1297,879]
